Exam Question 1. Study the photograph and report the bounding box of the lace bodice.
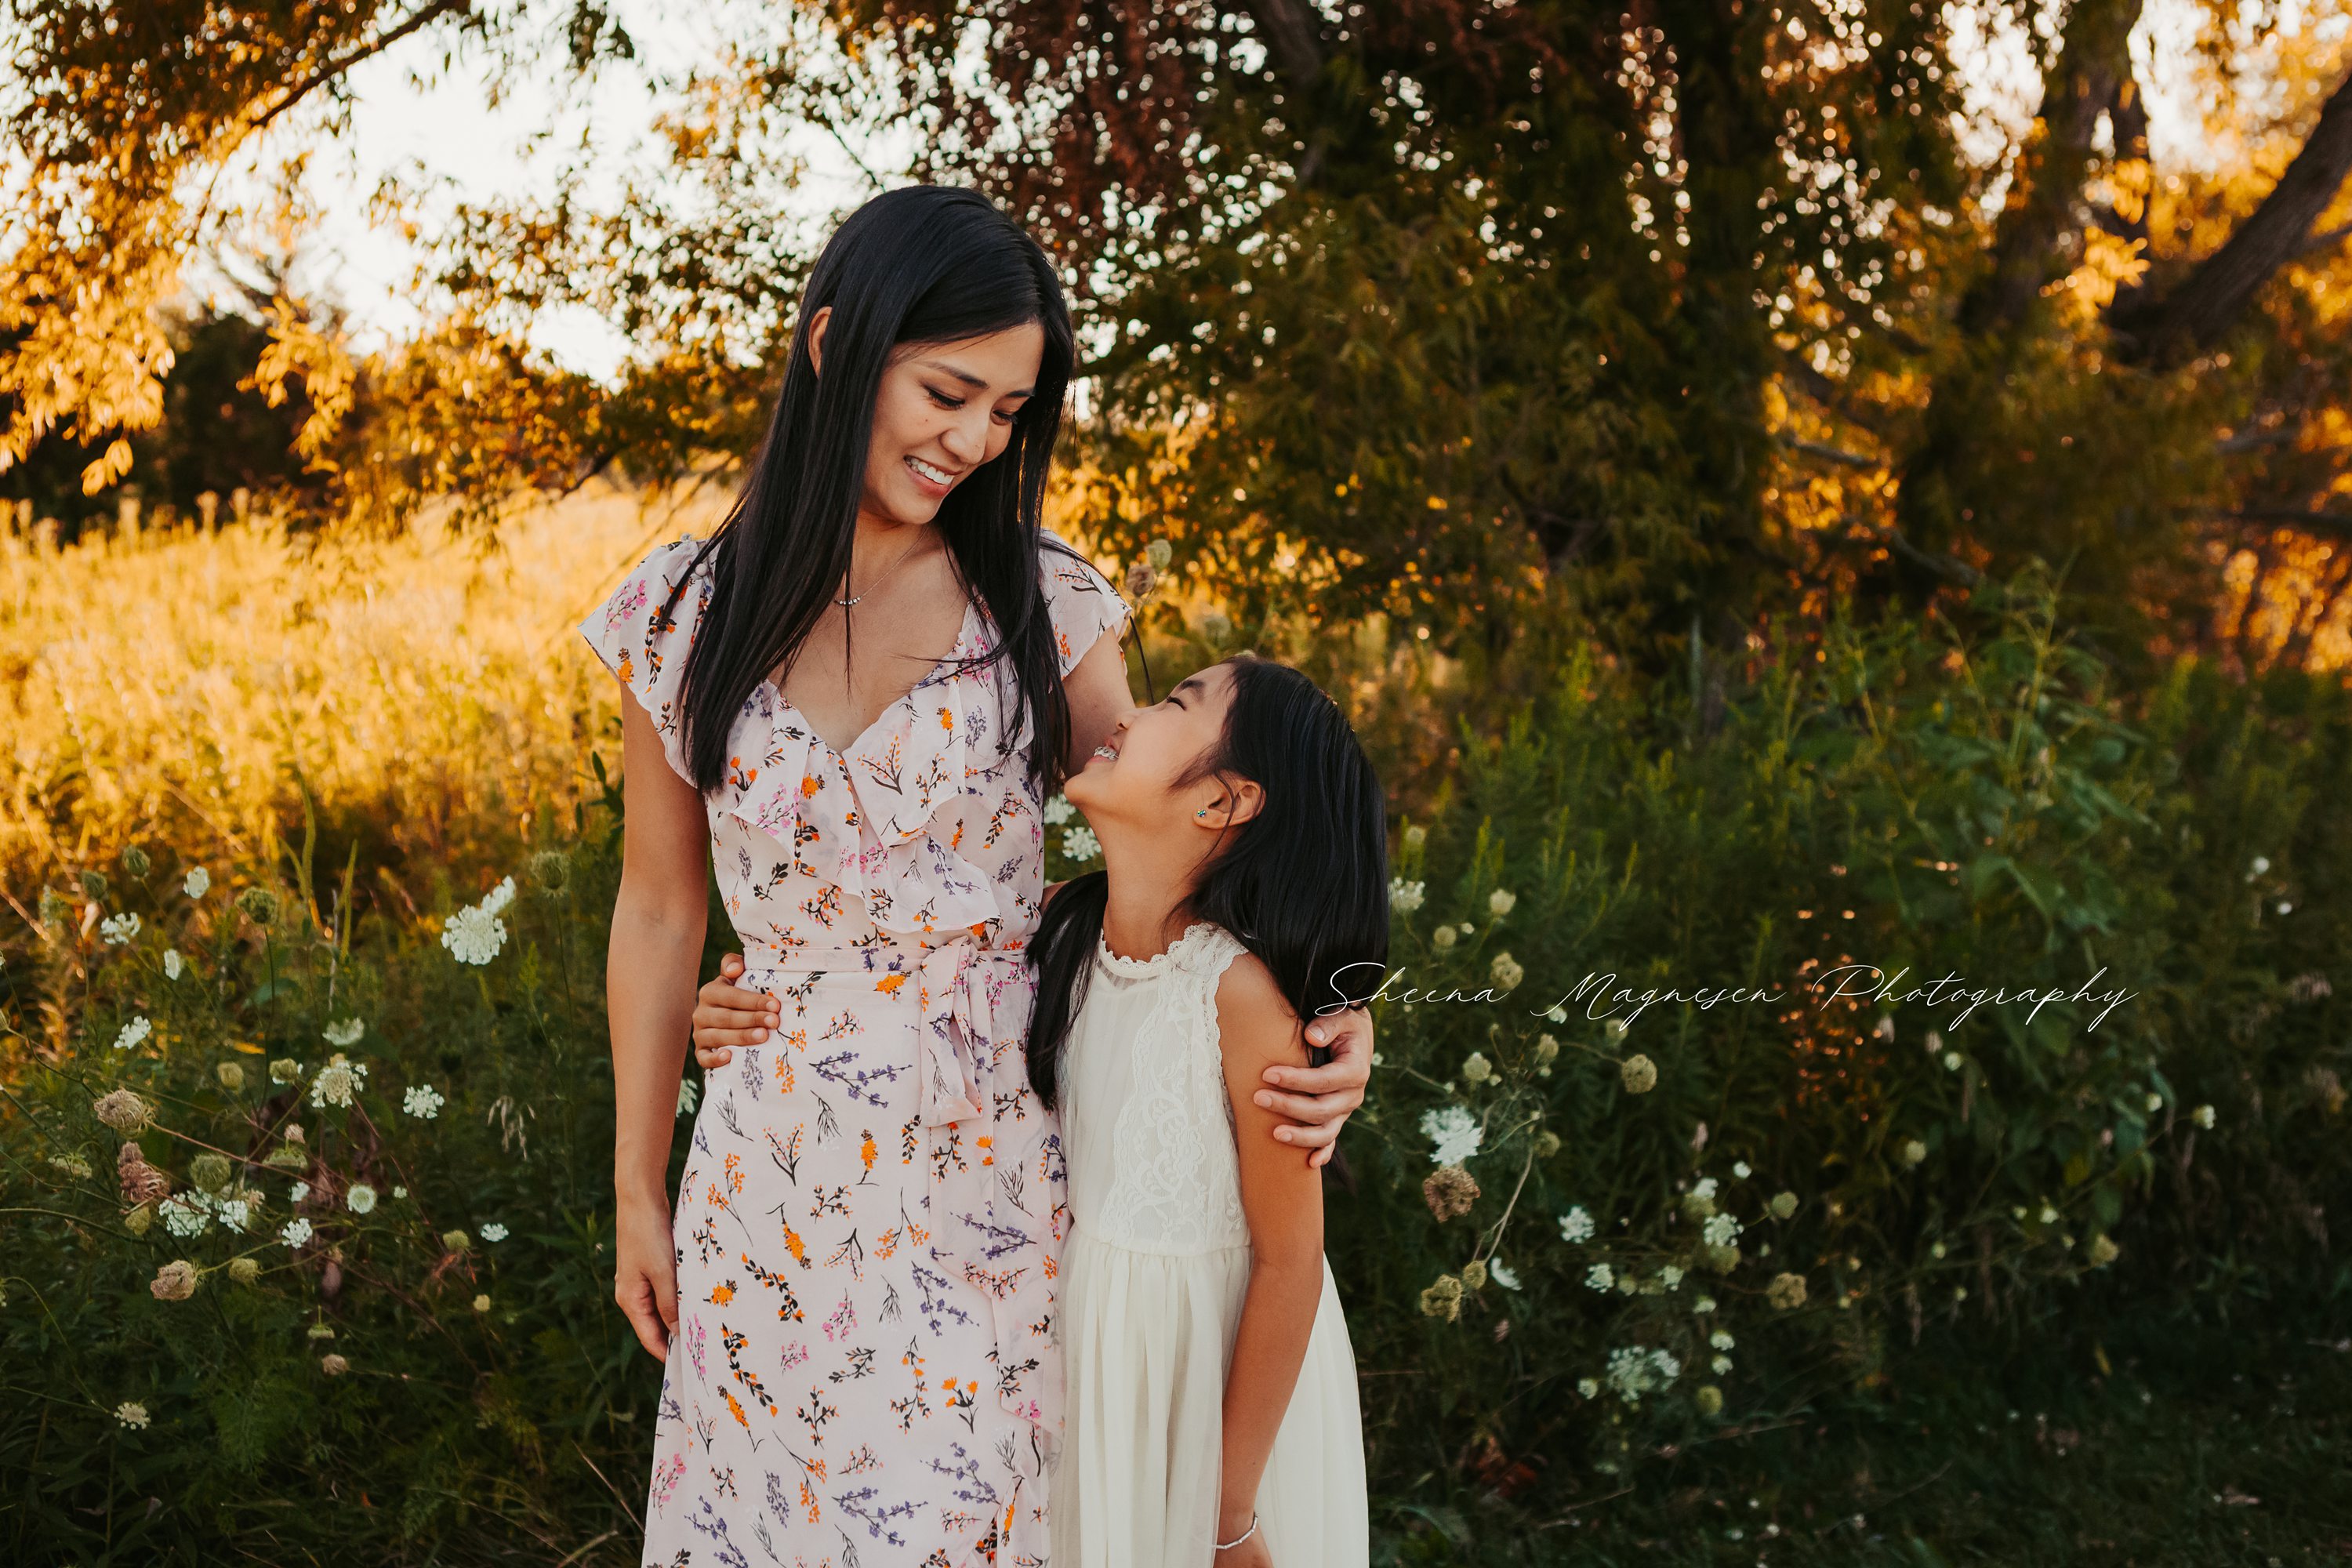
[1060,921,1253,1255]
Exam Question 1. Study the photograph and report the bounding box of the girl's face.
[809,307,1046,528]
[1065,661,1258,830]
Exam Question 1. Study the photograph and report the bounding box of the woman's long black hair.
[662,184,1080,795]
[1025,655,1391,1109]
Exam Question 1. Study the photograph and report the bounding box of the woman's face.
[810,308,1047,527]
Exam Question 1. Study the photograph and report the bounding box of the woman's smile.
[905,454,960,495]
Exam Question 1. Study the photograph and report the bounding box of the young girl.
[1025,653,1388,1567]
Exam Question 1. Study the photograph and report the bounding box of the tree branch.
[2111,64,2352,362]
[244,0,476,138]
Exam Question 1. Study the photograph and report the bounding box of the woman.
[586,186,1372,1568]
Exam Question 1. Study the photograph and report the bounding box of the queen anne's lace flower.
[479,876,518,917]
[1489,951,1524,990]
[1585,1262,1614,1292]
[403,1083,445,1120]
[1388,878,1425,914]
[162,949,183,980]
[1702,1213,1743,1247]
[309,1054,366,1109]
[1488,1259,1522,1290]
[322,1018,365,1047]
[1487,887,1516,916]
[112,1016,153,1051]
[1421,1105,1483,1166]
[213,1198,251,1232]
[280,1217,313,1248]
[480,1221,509,1243]
[347,1183,378,1215]
[114,1401,151,1429]
[441,905,507,965]
[100,912,141,945]
[183,866,210,899]
[160,1194,212,1238]
[1558,1205,1595,1243]
[1042,794,1075,826]
[1060,826,1101,862]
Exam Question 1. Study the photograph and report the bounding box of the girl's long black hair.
[1025,655,1391,1109]
[662,184,1080,795]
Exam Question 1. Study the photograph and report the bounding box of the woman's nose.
[939,409,989,465]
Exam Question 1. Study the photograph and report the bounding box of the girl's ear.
[1214,775,1267,829]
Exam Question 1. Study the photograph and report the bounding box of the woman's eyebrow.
[916,358,1034,397]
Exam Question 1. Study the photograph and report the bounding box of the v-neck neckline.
[765,596,983,764]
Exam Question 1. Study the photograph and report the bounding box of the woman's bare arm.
[1213,953,1327,1553]
[608,688,711,1360]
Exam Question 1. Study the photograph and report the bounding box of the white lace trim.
[1090,924,1252,1253]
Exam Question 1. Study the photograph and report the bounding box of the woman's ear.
[807,305,833,378]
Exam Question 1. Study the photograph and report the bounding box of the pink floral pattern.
[583,531,1129,1568]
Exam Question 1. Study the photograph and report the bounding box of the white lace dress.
[1051,921,1368,1568]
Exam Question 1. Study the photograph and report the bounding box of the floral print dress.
[582,531,1130,1568]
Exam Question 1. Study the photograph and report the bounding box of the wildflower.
[280,1218,313,1249]
[1403,824,1426,851]
[1489,1260,1522,1291]
[1459,1260,1488,1291]
[150,1261,198,1301]
[1431,924,1457,950]
[347,1184,378,1216]
[2037,1203,2059,1225]
[1694,1385,1724,1417]
[189,1152,232,1193]
[1766,1272,1808,1310]
[392,1185,407,1199]
[1943,1051,1963,1071]
[161,948,183,981]
[112,1016,153,1052]
[183,867,210,899]
[122,1202,155,1236]
[1692,1177,1719,1201]
[161,1195,212,1238]
[1042,794,1075,826]
[320,1354,349,1377]
[227,1257,260,1285]
[1559,1206,1595,1243]
[270,1058,300,1085]
[322,1018,365,1047]
[111,1147,165,1203]
[1421,1105,1483,1167]
[93,1088,152,1132]
[1768,1191,1798,1220]
[1532,1034,1560,1067]
[441,904,507,965]
[1619,1054,1657,1094]
[1419,1274,1465,1322]
[2193,1104,2216,1130]
[307,1323,336,1341]
[528,849,572,891]
[214,1197,250,1232]
[214,1061,243,1092]
[1488,888,1517,916]
[1461,1051,1494,1085]
[1617,1271,1639,1294]
[2277,900,2292,915]
[1577,1377,1599,1399]
[114,1401,151,1429]
[479,876,518,917]
[1533,1130,1561,1159]
[1060,826,1101,862]
[1658,1265,1685,1291]
[480,1221,509,1243]
[473,1293,492,1312]
[1606,1346,1657,1403]
[1145,538,1174,571]
[101,911,142,945]
[1712,1354,1734,1374]
[676,1077,699,1117]
[1423,1164,1480,1221]
[309,1054,365,1109]
[1650,1348,1682,1385]
[2248,855,2270,878]
[1388,878,1425,913]
[1704,1242,1741,1273]
[1682,1189,1716,1221]
[2145,1091,2162,1112]
[1544,1004,1567,1023]
[1929,1240,1947,1258]
[441,1229,470,1253]
[2086,1234,2120,1266]
[1732,1160,1751,1179]
[403,1083,445,1120]
[1900,1138,1928,1167]
[1585,1263,1614,1292]
[289,1181,310,1205]
[1489,952,1523,990]
[238,887,279,927]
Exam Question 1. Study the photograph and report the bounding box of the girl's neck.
[1097,868,1202,965]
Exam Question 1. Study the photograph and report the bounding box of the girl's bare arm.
[1213,953,1327,1553]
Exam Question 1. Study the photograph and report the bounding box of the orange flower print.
[875,971,908,999]
[800,775,821,798]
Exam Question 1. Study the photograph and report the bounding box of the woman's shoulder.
[1033,528,1129,677]
[579,536,717,780]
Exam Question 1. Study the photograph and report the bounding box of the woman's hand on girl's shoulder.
[691,951,782,1069]
[1250,1005,1374,1169]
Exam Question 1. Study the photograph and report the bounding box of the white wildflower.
[113,1016,153,1052]
[1460,1051,1494,1085]
[2277,900,2292,915]
[1577,1377,1600,1399]
[1544,1005,1567,1023]
[1648,1348,1682,1385]
[309,1054,365,1109]
[1693,1295,1718,1314]
[403,1084,445,1120]
[1431,924,1457,950]
[1710,1330,1736,1350]
[2037,1203,2059,1225]
[1732,1160,1751,1179]
[347,1184,377,1216]
[480,1221,509,1243]
[1559,1206,1595,1243]
[162,949,183,980]
[321,1018,365,1047]
[1043,794,1075,826]
[441,905,507,965]
[1488,1260,1522,1290]
[213,1198,251,1232]
[2248,855,2270,879]
[1060,826,1101,862]
[2145,1092,2162,1112]
[1421,1105,1483,1166]
[279,1217,313,1248]
[183,866,210,898]
[2193,1103,2216,1129]
[114,1401,151,1429]
[1711,1354,1734,1374]
[392,1185,408,1199]
[1702,1213,1742,1247]
[1606,1345,1655,1403]
[1388,878,1425,914]
[1943,1050,1963,1071]
[100,912,141,945]
[1692,1177,1719,1201]
[1585,1263,1614,1292]
[289,1181,310,1205]
[1488,888,1517,916]
[1659,1265,1685,1291]
[1490,951,1524,990]
[478,876,518,917]
[160,1194,212,1238]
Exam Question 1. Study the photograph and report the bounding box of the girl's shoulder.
[1207,937,1309,1072]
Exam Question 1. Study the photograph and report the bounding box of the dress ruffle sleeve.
[579,536,713,787]
[1038,529,1131,677]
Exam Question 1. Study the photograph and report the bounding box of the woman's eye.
[927,387,965,409]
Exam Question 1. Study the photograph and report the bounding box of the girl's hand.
[614,1194,681,1361]
[1254,1004,1374,1168]
[691,952,782,1069]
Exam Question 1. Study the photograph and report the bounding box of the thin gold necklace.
[835,529,927,608]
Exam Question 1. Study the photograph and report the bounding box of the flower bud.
[1619,1054,1657,1094]
[1418,1274,1464,1321]
[1768,1190,1798,1220]
[238,887,279,927]
[1403,824,1426,851]
[1145,538,1172,570]
[80,869,110,901]
[1432,925,1457,950]
[1459,1260,1488,1291]
[122,1200,156,1236]
[189,1152,233,1194]
[441,1229,470,1254]
[93,1088,151,1133]
[216,1062,245,1092]
[227,1256,260,1285]
[1900,1138,1927,1167]
[1533,1130,1561,1159]
[1694,1385,1724,1417]
[270,1058,300,1085]
[122,845,151,877]
[473,1293,492,1313]
[1422,1164,1480,1222]
[1487,888,1516,916]
[150,1260,198,1301]
[1766,1271,1808,1310]
[1461,1052,1493,1085]
[320,1353,349,1377]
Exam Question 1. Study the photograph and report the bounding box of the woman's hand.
[691,951,781,1069]
[1214,1518,1273,1568]
[1255,1005,1375,1168]
[614,1194,681,1361]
